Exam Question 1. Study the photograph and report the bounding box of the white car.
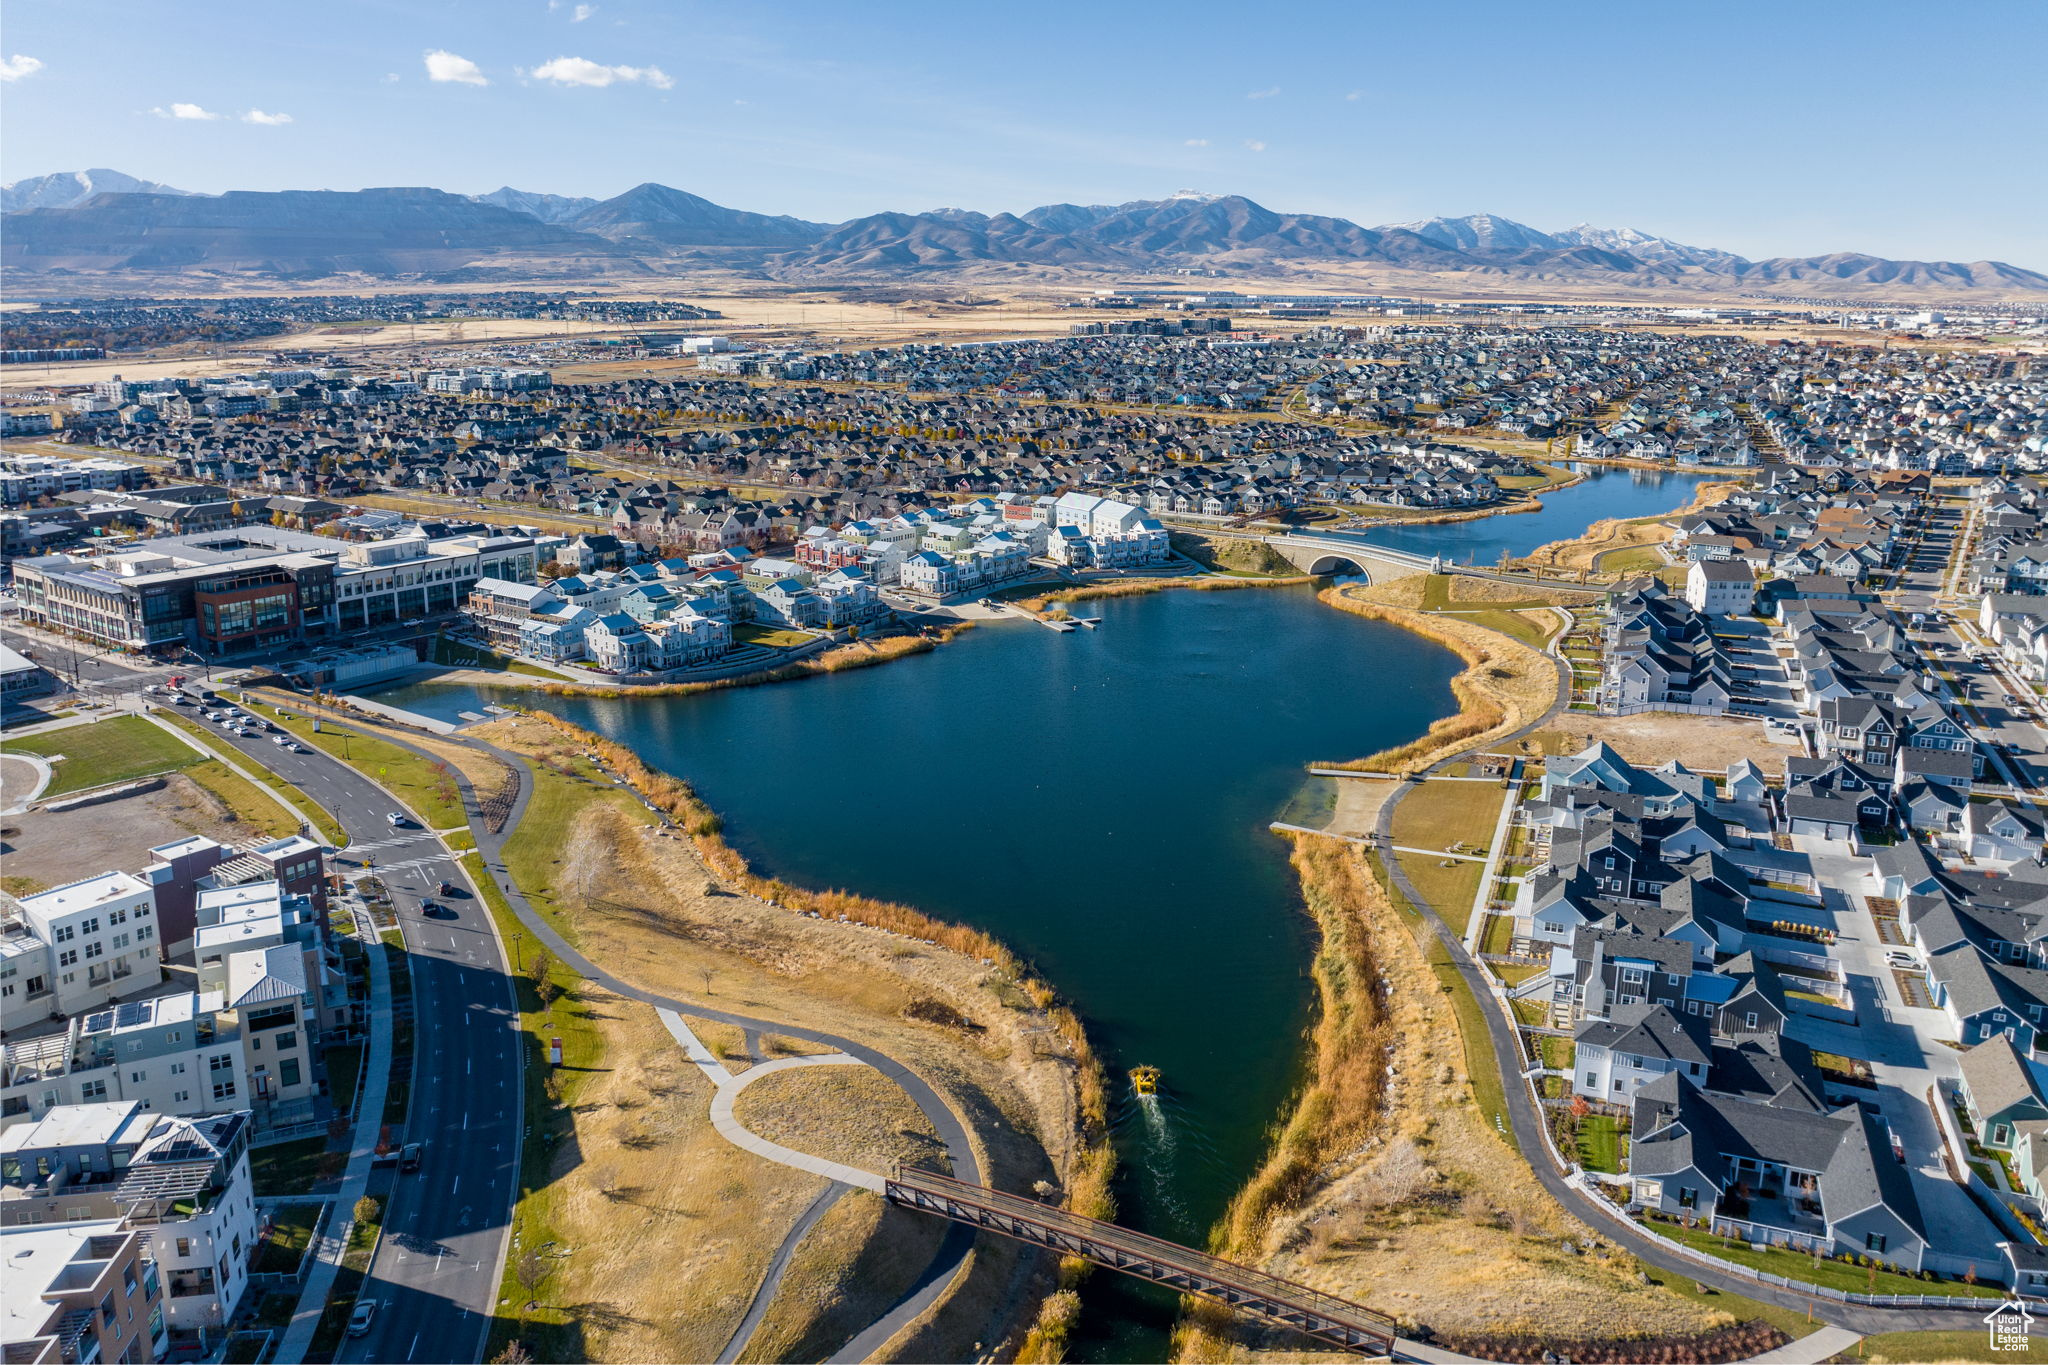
[1885,950,1921,970]
[272,735,290,746]
[386,812,407,828]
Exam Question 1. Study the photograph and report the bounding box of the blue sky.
[3,0,2044,267]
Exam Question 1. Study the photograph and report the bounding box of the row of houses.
[1515,742,2045,1283]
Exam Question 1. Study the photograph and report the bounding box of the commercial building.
[11,523,544,657]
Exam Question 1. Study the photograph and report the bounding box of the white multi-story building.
[3,874,163,1029]
[0,1101,259,1336]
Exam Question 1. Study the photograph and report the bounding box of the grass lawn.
[1455,607,1554,650]
[731,622,818,649]
[1478,914,1516,955]
[1424,935,1508,1137]
[1577,1114,1626,1173]
[427,636,565,679]
[492,754,654,946]
[1646,1216,2004,1298]
[182,758,303,839]
[251,1135,345,1197]
[464,842,616,1364]
[269,711,467,829]
[324,1041,364,1118]
[1598,545,1670,574]
[1538,1035,1573,1071]
[1390,778,1509,933]
[250,1202,323,1274]
[11,714,198,796]
[152,707,348,846]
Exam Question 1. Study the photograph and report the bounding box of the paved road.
[1366,617,1999,1335]
[186,695,522,1365]
[449,732,989,1363]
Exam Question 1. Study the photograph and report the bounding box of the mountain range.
[3,172,2041,298]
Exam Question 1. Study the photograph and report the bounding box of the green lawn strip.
[11,713,198,795]
[494,755,655,943]
[442,828,476,854]
[1642,1215,2003,1297]
[1598,546,1670,574]
[152,707,348,845]
[1538,1035,1573,1071]
[376,934,415,1136]
[1389,777,1507,934]
[249,1202,323,1274]
[1633,1264,1821,1343]
[731,622,819,649]
[1424,934,1509,1137]
[266,709,467,829]
[250,1135,344,1197]
[1450,608,1551,649]
[1478,914,1516,956]
[427,637,567,679]
[324,1041,365,1119]
[463,847,610,1362]
[181,758,302,839]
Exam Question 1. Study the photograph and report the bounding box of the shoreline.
[1510,476,1743,575]
[511,708,1116,1363]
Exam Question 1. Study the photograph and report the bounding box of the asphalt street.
[187,693,522,1365]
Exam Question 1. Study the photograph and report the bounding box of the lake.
[372,582,1464,1357]
[1336,462,1715,565]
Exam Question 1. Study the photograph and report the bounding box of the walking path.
[1367,583,2003,1337]
[714,1180,854,1365]
[442,730,987,1362]
[1461,774,1523,954]
[1741,1326,1863,1363]
[275,902,395,1362]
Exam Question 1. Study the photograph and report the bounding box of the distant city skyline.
[3,0,2044,268]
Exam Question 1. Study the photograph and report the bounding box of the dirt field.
[473,713,1077,1363]
[0,773,253,894]
[1526,712,1785,776]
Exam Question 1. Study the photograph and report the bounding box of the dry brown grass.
[738,1188,950,1365]
[1525,713,1788,777]
[477,711,1111,1361]
[1318,586,1560,774]
[506,1000,832,1364]
[731,1064,948,1177]
[1174,837,1730,1359]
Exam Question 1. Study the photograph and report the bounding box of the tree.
[491,1343,534,1365]
[353,1195,382,1226]
[530,948,560,1011]
[516,1249,552,1303]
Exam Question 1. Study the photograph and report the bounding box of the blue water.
[1338,463,1714,566]
[371,584,1462,1357]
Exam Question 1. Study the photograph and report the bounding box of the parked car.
[1885,950,1921,970]
[347,1300,379,1338]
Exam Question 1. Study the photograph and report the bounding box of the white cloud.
[572,3,596,20]
[383,72,401,83]
[531,55,672,88]
[242,109,293,125]
[1242,138,1268,152]
[151,102,223,120]
[1246,86,1279,100]
[0,54,44,82]
[1184,138,1209,147]
[424,49,488,85]
[1345,89,1364,101]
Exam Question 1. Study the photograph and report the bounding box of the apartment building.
[1,1101,256,1337]
[2,875,164,1034]
[0,1224,166,1364]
